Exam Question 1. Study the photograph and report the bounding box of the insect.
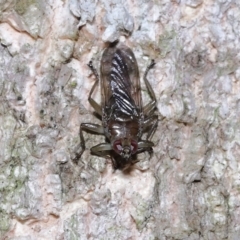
[78,43,158,169]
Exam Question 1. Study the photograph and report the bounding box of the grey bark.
[0,0,239,239]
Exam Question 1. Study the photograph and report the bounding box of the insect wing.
[100,44,142,114]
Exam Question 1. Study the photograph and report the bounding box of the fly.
[76,43,158,169]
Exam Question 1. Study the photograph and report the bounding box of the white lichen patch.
[1,0,240,239]
[101,1,134,42]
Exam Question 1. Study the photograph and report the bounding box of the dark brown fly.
[77,43,158,169]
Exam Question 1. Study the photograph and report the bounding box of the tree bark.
[0,0,239,239]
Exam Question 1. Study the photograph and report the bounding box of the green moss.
[11,137,33,160]
[69,81,77,88]
[15,0,38,15]
[158,29,177,57]
[106,226,127,238]
[0,212,10,237]
[64,214,80,240]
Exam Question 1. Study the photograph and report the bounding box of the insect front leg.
[143,60,157,116]
[87,61,102,117]
[90,143,112,157]
[72,123,105,162]
[136,140,154,155]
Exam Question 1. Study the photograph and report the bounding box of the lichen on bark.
[0,0,240,239]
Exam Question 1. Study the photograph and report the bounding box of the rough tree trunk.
[0,0,239,239]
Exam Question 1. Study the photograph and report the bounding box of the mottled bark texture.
[0,0,239,239]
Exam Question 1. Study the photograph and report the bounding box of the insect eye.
[116,143,123,151]
[130,140,138,154]
[113,140,138,155]
[113,140,122,154]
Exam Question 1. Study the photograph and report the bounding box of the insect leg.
[87,61,102,117]
[90,143,112,157]
[80,122,105,148]
[72,123,105,162]
[136,140,154,155]
[142,114,158,140]
[143,60,157,116]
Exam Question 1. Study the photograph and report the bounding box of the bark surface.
[0,0,239,239]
